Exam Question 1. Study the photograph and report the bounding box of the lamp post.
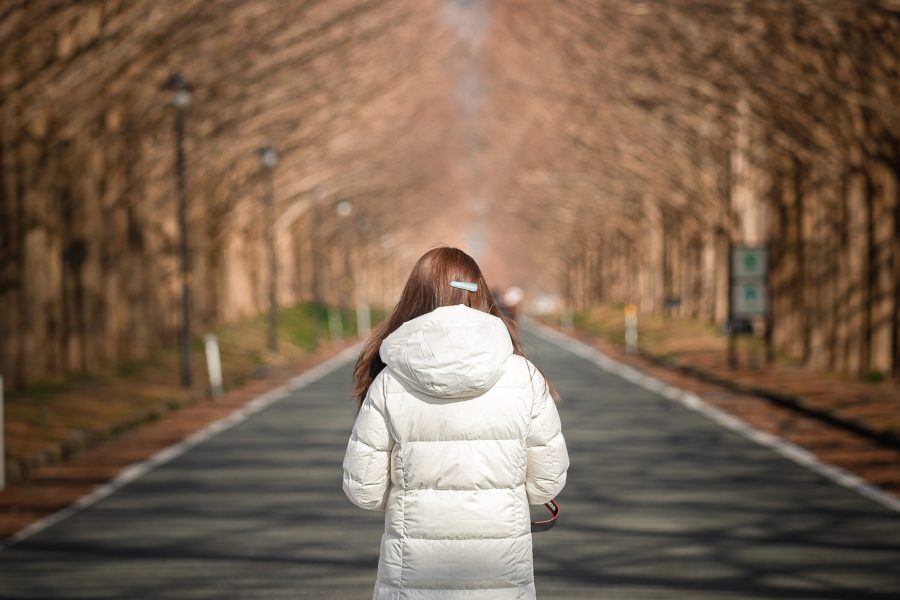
[355,211,370,300]
[355,212,371,336]
[380,233,394,310]
[258,145,279,352]
[311,186,322,306]
[336,199,353,311]
[332,199,353,338]
[164,73,193,389]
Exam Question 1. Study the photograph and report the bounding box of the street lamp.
[318,198,354,339]
[259,145,278,169]
[354,212,372,336]
[336,199,353,312]
[310,186,322,306]
[336,199,352,218]
[258,145,279,352]
[380,233,395,310]
[164,73,193,389]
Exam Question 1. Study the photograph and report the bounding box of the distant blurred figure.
[530,292,561,317]
[492,291,512,320]
[503,286,525,321]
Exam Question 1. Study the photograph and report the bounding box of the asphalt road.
[1,325,899,599]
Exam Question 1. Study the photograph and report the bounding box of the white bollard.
[328,308,344,339]
[0,374,5,490]
[624,303,639,354]
[204,334,224,398]
[357,301,371,337]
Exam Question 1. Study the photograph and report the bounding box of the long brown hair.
[351,246,559,409]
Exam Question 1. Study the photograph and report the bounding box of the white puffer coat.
[342,304,569,599]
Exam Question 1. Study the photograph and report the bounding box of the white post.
[625,303,639,354]
[0,375,5,490]
[328,308,344,340]
[204,334,224,399]
[357,301,371,337]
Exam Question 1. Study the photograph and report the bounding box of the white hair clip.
[450,280,478,293]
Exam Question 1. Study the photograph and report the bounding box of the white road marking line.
[523,317,900,515]
[1,342,363,550]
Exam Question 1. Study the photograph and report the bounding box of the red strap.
[531,499,560,533]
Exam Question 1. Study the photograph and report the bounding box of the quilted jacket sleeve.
[525,368,569,505]
[342,372,394,511]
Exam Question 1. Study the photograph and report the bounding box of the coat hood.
[379,304,514,399]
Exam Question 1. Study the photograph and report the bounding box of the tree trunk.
[793,157,811,365]
[893,160,900,379]
[860,172,875,376]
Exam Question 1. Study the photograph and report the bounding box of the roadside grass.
[4,302,385,482]
[570,304,729,361]
[541,303,900,437]
[565,304,850,373]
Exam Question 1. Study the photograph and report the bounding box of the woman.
[342,246,569,599]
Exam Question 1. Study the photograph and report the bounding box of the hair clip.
[450,280,478,293]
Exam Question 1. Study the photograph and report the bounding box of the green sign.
[731,246,768,317]
[732,247,767,278]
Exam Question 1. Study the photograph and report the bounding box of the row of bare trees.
[0,0,465,389]
[485,0,900,379]
[3,0,898,387]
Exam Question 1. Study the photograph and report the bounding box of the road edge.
[0,340,364,551]
[522,316,900,515]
